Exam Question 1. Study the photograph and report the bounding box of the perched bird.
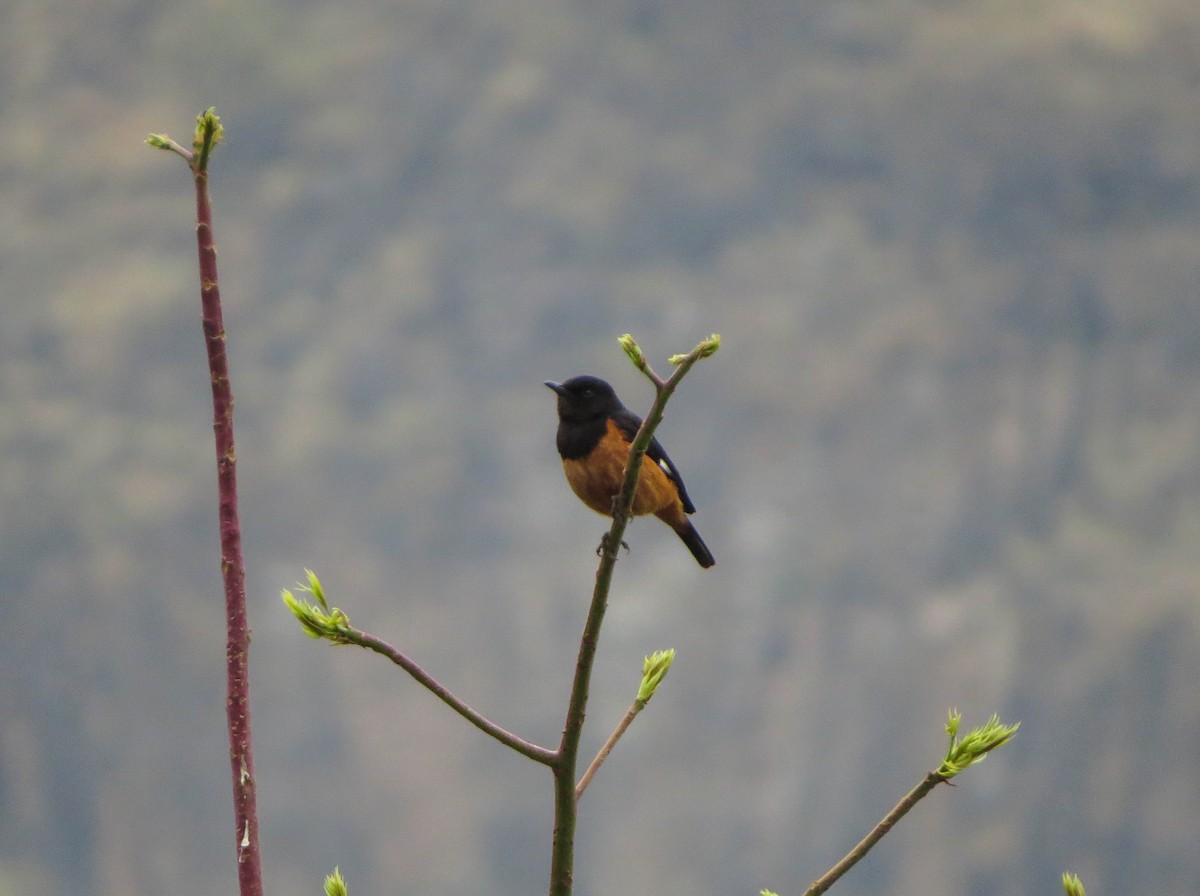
[545,375,714,568]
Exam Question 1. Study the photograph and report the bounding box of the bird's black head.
[545,375,622,423]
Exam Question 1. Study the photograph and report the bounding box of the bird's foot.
[597,533,631,558]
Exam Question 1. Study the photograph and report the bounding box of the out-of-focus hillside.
[2,1,1199,894]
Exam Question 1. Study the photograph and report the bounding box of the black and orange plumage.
[546,375,714,568]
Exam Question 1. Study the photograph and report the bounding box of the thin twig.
[341,628,557,765]
[803,771,946,896]
[575,698,644,801]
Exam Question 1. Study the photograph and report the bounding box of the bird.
[545,375,714,568]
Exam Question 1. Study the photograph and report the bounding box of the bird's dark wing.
[611,408,697,514]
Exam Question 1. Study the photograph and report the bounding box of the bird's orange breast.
[561,419,685,524]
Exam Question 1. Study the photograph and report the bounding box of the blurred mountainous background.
[3,0,1199,894]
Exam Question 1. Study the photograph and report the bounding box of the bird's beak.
[544,381,568,396]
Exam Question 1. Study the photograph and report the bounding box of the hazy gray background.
[3,0,1199,894]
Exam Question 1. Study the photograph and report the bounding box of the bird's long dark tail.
[675,520,715,568]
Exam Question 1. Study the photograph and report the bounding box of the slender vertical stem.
[196,168,263,896]
[152,110,265,896]
[547,337,717,896]
[549,545,616,896]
